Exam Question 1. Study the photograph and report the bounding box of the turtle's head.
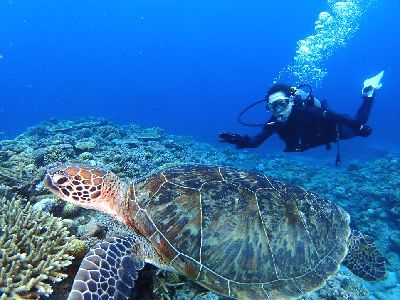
[44,164,123,218]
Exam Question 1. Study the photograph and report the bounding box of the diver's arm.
[244,122,276,148]
[219,122,275,149]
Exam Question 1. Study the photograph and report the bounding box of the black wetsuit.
[241,96,373,152]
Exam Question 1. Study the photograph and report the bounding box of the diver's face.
[267,92,290,115]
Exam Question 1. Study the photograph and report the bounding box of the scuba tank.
[290,84,330,110]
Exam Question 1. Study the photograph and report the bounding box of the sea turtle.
[44,164,386,300]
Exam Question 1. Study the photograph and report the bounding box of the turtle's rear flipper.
[68,236,145,300]
[343,230,386,281]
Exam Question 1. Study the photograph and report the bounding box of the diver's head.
[266,84,296,120]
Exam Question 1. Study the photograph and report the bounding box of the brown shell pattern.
[130,166,351,299]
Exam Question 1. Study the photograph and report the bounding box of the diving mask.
[268,98,290,114]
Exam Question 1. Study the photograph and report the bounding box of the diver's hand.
[219,132,249,148]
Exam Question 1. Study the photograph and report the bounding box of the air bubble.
[274,0,376,87]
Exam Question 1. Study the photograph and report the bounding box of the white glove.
[362,70,384,97]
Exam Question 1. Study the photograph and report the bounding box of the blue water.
[0,0,399,159]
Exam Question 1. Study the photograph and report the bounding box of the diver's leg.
[339,123,372,140]
[329,97,373,140]
[354,97,373,124]
[338,124,355,140]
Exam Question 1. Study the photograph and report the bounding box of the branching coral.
[0,196,74,299]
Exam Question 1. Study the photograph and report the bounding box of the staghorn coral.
[0,196,74,299]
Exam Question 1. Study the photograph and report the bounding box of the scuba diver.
[219,71,384,165]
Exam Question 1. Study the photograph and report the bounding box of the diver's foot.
[362,85,374,98]
[362,70,384,97]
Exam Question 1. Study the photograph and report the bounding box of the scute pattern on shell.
[130,166,351,299]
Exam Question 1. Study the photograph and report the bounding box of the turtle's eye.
[53,174,69,186]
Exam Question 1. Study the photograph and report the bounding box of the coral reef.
[0,196,74,299]
[67,238,88,260]
[0,118,399,299]
[74,139,97,153]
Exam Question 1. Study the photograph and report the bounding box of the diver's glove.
[219,132,249,149]
[362,70,384,97]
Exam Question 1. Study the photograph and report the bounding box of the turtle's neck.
[100,172,130,224]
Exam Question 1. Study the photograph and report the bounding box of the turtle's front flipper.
[68,236,145,300]
[343,230,386,281]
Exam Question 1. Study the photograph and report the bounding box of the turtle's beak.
[44,174,64,199]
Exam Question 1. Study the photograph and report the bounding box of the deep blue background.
[0,0,399,160]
